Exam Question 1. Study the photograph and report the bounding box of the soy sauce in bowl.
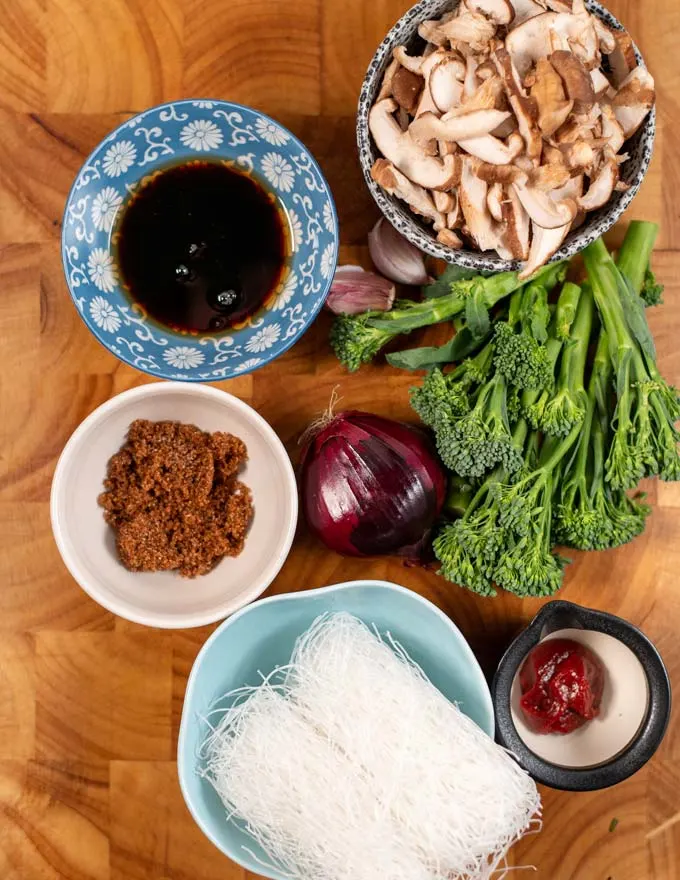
[115,161,287,333]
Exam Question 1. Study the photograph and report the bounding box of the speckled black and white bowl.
[492,601,671,791]
[357,0,656,271]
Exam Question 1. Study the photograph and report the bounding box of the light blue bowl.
[178,579,494,877]
[62,99,338,381]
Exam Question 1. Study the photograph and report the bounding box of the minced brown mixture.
[99,419,253,577]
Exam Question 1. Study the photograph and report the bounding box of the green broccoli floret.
[506,383,522,424]
[434,417,577,598]
[531,285,593,438]
[329,311,396,372]
[493,284,554,391]
[641,265,664,307]
[410,345,494,427]
[494,531,567,598]
[553,333,651,550]
[435,372,523,479]
[433,441,524,597]
[491,429,580,597]
[330,262,567,371]
[584,235,680,489]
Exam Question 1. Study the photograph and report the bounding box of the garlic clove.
[325,266,396,315]
[368,218,429,286]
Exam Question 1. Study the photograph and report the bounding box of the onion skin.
[299,411,446,557]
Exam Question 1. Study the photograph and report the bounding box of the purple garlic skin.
[325,265,395,315]
[368,217,429,286]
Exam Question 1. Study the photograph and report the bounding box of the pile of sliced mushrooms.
[369,0,655,277]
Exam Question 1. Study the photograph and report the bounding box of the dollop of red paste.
[519,638,605,735]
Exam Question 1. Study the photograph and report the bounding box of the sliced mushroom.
[590,67,612,98]
[520,222,568,278]
[464,55,480,98]
[493,47,542,159]
[492,115,518,138]
[396,106,411,131]
[447,191,465,228]
[430,58,466,112]
[513,180,578,227]
[477,162,528,185]
[437,228,464,248]
[410,108,512,145]
[502,184,531,259]
[369,100,460,189]
[592,16,616,53]
[392,66,423,114]
[508,0,545,28]
[433,189,456,213]
[440,10,498,49]
[612,66,656,138]
[530,57,574,136]
[377,58,400,101]
[606,28,636,87]
[414,50,450,118]
[464,74,506,111]
[477,60,497,80]
[393,46,429,75]
[505,12,561,77]
[529,161,571,190]
[371,159,446,229]
[549,50,595,109]
[578,150,619,210]
[557,139,596,170]
[465,0,514,25]
[506,11,599,78]
[418,19,448,47]
[487,182,505,221]
[457,131,524,163]
[545,0,573,10]
[459,158,503,251]
[600,103,625,154]
[518,173,582,277]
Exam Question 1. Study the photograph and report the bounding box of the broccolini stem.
[617,221,659,294]
[553,282,582,340]
[366,262,566,335]
[558,285,594,391]
[464,418,530,517]
[583,239,635,376]
[536,421,583,474]
[507,288,525,328]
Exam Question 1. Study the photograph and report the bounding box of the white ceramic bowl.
[50,383,298,628]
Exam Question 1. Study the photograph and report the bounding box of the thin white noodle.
[201,612,541,880]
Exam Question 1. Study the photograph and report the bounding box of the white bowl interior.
[51,384,297,628]
[510,628,649,769]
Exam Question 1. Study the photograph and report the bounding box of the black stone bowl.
[492,600,671,791]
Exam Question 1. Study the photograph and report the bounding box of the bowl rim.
[177,578,495,874]
[60,98,339,382]
[356,0,655,271]
[491,600,672,791]
[49,381,298,628]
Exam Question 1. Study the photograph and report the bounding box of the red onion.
[299,410,446,557]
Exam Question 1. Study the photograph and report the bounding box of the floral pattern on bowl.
[62,100,339,381]
[356,0,655,272]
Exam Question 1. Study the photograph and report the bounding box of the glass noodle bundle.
[200,613,540,880]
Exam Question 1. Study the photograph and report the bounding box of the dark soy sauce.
[116,162,286,333]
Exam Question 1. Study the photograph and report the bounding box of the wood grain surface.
[0,0,678,878]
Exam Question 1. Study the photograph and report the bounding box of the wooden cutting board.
[0,0,678,877]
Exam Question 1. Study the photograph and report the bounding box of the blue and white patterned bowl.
[357,0,655,272]
[62,100,339,381]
